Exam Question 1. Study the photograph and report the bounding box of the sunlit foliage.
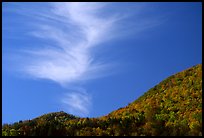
[2,64,202,136]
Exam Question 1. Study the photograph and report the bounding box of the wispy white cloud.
[23,2,120,86]
[20,2,122,116]
[4,2,164,116]
[61,90,92,117]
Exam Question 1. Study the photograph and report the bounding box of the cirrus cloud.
[4,2,163,117]
[23,2,121,86]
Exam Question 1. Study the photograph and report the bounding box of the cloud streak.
[19,2,122,116]
[61,90,91,117]
[23,3,120,86]
[4,2,163,117]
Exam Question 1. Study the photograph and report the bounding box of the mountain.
[2,64,202,136]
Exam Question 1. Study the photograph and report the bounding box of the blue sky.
[2,2,202,124]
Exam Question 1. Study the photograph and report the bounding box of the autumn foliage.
[2,64,202,136]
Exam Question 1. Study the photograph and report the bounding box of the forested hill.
[2,64,202,136]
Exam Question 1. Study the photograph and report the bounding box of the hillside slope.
[2,64,202,136]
